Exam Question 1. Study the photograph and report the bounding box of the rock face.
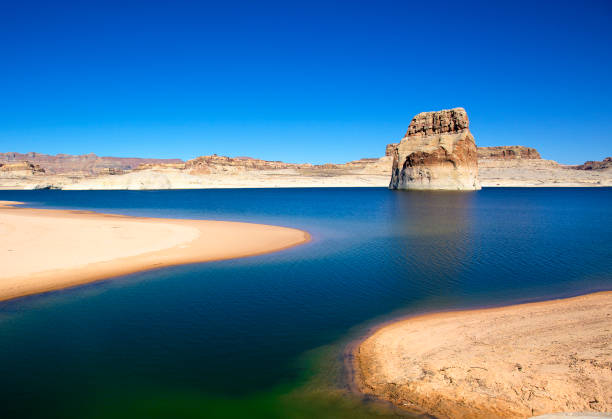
[2,145,611,190]
[184,154,392,176]
[385,143,399,156]
[0,151,393,190]
[389,108,480,190]
[473,146,611,186]
[478,146,541,160]
[0,161,45,174]
[185,154,309,175]
[575,157,612,170]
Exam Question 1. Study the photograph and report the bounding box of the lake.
[0,188,610,418]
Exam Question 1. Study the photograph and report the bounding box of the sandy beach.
[0,201,310,301]
[354,292,612,418]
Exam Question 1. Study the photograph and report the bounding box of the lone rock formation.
[389,108,481,190]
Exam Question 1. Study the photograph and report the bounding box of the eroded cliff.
[389,108,480,190]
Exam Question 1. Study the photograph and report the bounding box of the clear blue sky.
[1,0,610,164]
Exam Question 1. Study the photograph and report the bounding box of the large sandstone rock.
[389,108,480,190]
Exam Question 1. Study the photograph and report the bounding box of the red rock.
[389,108,480,190]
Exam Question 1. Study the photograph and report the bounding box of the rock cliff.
[575,157,612,170]
[478,146,541,160]
[0,161,45,174]
[183,154,392,176]
[389,108,480,190]
[477,146,559,171]
[2,143,610,190]
[385,143,398,156]
[185,154,310,175]
[0,152,393,190]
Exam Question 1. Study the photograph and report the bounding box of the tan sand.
[0,201,309,301]
[355,292,612,418]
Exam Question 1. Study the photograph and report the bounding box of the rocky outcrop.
[0,161,45,174]
[134,163,186,171]
[574,157,612,170]
[385,143,398,157]
[477,146,560,171]
[185,154,310,175]
[0,152,394,190]
[478,146,541,160]
[2,145,611,190]
[474,146,610,186]
[389,108,480,190]
[184,154,392,176]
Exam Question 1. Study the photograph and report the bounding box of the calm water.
[0,188,610,418]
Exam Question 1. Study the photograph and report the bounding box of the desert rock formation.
[185,154,311,175]
[575,157,612,171]
[389,108,481,190]
[1,141,610,189]
[0,152,183,175]
[0,161,45,174]
[478,146,541,160]
[477,148,611,187]
[0,152,393,190]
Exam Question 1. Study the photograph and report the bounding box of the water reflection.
[390,190,477,299]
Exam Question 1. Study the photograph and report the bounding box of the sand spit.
[354,292,612,418]
[0,201,309,301]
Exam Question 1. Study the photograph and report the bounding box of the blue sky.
[1,0,610,164]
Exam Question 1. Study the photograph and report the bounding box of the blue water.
[0,188,610,418]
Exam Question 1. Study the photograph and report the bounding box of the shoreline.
[350,291,612,418]
[1,184,611,191]
[0,201,310,302]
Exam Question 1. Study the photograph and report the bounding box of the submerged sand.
[0,201,309,301]
[355,292,612,418]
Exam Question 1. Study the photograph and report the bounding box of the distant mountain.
[574,157,612,170]
[1,146,610,190]
[0,152,183,175]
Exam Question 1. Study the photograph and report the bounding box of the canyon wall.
[1,137,610,189]
[476,148,611,187]
[575,157,612,171]
[477,146,541,160]
[0,152,392,190]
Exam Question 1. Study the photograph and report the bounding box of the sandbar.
[0,201,310,301]
[354,292,612,418]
